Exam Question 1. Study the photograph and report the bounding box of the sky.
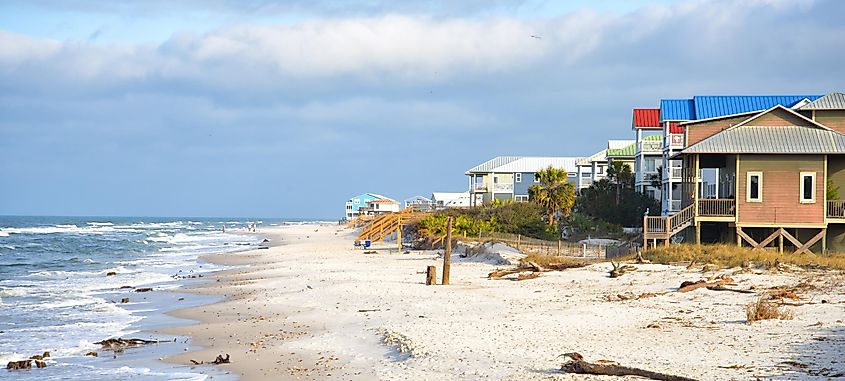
[1,0,844,219]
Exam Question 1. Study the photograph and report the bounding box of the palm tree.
[528,166,576,226]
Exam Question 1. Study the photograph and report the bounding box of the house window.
[800,172,816,203]
[514,195,529,202]
[515,173,522,183]
[747,172,763,203]
[597,166,604,174]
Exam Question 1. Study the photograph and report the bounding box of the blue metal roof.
[693,95,821,119]
[659,95,822,122]
[659,99,695,121]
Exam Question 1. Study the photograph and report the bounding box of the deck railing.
[644,216,667,234]
[669,204,695,232]
[493,183,513,192]
[698,199,735,217]
[828,200,845,218]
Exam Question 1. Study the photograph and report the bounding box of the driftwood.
[95,338,163,350]
[516,272,541,281]
[487,268,524,279]
[609,261,637,278]
[85,351,98,357]
[135,287,153,293]
[560,353,697,381]
[191,354,231,366]
[678,276,735,293]
[706,285,755,294]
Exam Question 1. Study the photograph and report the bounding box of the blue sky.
[1,0,844,218]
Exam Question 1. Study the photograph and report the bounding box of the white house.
[431,192,471,209]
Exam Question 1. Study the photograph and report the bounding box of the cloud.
[1,0,845,217]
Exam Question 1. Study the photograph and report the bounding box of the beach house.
[575,140,635,190]
[657,95,822,215]
[575,150,606,190]
[359,198,401,216]
[605,140,636,171]
[403,196,434,212]
[344,193,390,220]
[465,156,578,205]
[632,108,664,201]
[644,92,845,254]
[431,192,471,209]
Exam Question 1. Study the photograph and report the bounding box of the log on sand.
[560,353,697,381]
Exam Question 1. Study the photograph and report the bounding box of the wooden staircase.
[357,208,429,243]
[643,204,695,246]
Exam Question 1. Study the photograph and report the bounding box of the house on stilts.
[643,93,845,255]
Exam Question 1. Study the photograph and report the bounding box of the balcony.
[638,140,662,153]
[828,200,845,219]
[668,134,684,149]
[698,199,735,217]
[492,183,513,193]
[473,183,487,192]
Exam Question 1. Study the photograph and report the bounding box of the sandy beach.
[162,224,845,380]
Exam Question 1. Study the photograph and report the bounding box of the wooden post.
[557,240,561,256]
[516,234,521,250]
[396,215,402,254]
[426,266,436,285]
[442,217,452,285]
[822,228,827,254]
[779,229,784,254]
[642,215,647,251]
[695,223,701,245]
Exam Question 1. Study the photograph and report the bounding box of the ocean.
[0,216,283,380]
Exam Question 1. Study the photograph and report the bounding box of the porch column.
[695,223,701,245]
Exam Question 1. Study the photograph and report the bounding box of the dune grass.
[746,297,794,322]
[522,253,588,268]
[641,244,845,270]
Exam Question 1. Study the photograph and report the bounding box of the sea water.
[0,216,275,380]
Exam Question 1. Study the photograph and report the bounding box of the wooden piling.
[426,266,436,285]
[442,217,452,285]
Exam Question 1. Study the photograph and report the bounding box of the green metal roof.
[606,142,636,158]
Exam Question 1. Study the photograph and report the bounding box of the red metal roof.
[632,108,660,128]
[669,122,683,134]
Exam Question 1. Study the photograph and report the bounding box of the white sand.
[166,224,845,380]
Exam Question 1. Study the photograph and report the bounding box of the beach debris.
[6,360,32,370]
[635,252,651,264]
[119,285,134,289]
[609,261,637,278]
[135,287,153,293]
[363,250,378,254]
[190,354,231,365]
[516,272,541,281]
[29,351,50,360]
[379,328,427,357]
[426,265,437,285]
[85,351,98,357]
[358,308,382,313]
[677,275,736,292]
[95,338,163,351]
[559,352,697,381]
[106,271,117,276]
[212,354,230,364]
[120,297,129,303]
[7,356,47,370]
